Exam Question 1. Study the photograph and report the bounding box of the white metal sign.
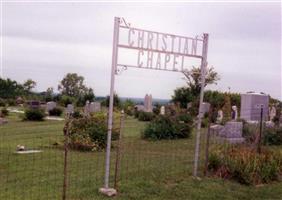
[102,17,209,191]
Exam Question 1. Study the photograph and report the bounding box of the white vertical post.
[193,33,209,177]
[104,17,120,189]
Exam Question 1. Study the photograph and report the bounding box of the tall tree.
[58,73,87,97]
[172,66,220,108]
[0,78,24,98]
[23,79,36,92]
[182,66,220,96]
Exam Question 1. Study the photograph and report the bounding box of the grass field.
[1,112,282,200]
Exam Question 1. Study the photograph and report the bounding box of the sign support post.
[99,17,120,197]
[193,33,209,177]
[100,17,210,195]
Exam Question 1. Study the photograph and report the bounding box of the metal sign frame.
[103,17,209,190]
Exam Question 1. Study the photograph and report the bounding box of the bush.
[138,111,155,121]
[48,107,63,116]
[7,99,16,106]
[0,107,9,117]
[68,113,120,151]
[263,128,282,146]
[24,108,46,121]
[208,146,282,185]
[0,98,6,107]
[142,115,192,140]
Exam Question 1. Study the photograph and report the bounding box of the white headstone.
[269,106,276,121]
[217,109,223,123]
[46,101,57,111]
[84,100,90,115]
[91,102,101,112]
[160,106,165,115]
[201,102,210,114]
[66,104,74,115]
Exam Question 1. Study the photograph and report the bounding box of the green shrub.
[7,99,16,106]
[263,128,282,146]
[72,110,82,118]
[0,107,9,117]
[138,111,155,121]
[48,107,63,116]
[134,110,140,118]
[0,98,6,107]
[68,113,120,151]
[208,146,282,185]
[142,115,192,140]
[24,108,46,121]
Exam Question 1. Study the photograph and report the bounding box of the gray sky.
[1,1,281,100]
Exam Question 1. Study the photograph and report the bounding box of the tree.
[182,66,220,96]
[58,73,87,97]
[23,79,36,92]
[171,87,195,108]
[103,93,121,108]
[172,66,220,109]
[0,78,24,99]
[77,88,95,106]
[45,87,54,102]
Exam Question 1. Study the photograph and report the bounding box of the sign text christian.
[117,24,204,72]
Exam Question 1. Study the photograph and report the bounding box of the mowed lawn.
[0,112,282,200]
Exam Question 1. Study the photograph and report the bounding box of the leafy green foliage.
[0,98,6,107]
[171,87,195,108]
[0,78,25,99]
[102,93,121,108]
[263,128,282,146]
[68,113,120,151]
[24,108,46,121]
[122,99,135,116]
[48,107,63,116]
[138,111,155,121]
[58,73,95,106]
[209,146,282,185]
[59,95,76,107]
[142,115,192,140]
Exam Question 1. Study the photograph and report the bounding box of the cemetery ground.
[1,112,282,200]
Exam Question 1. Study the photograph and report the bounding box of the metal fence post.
[193,33,209,177]
[114,110,125,190]
[62,115,71,200]
[100,17,120,196]
[257,105,264,153]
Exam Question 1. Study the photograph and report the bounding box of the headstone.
[240,92,269,121]
[218,121,244,143]
[144,94,153,112]
[216,109,223,124]
[201,102,210,114]
[160,106,165,115]
[84,100,90,115]
[46,101,57,111]
[28,100,40,109]
[66,104,74,115]
[269,106,276,121]
[91,102,101,112]
[135,105,145,111]
[231,105,238,120]
[187,102,192,109]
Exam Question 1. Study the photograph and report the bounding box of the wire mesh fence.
[0,106,274,199]
[0,109,209,200]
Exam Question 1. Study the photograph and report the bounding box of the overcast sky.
[1,1,281,100]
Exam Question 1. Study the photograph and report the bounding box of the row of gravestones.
[27,100,101,116]
[65,101,101,115]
